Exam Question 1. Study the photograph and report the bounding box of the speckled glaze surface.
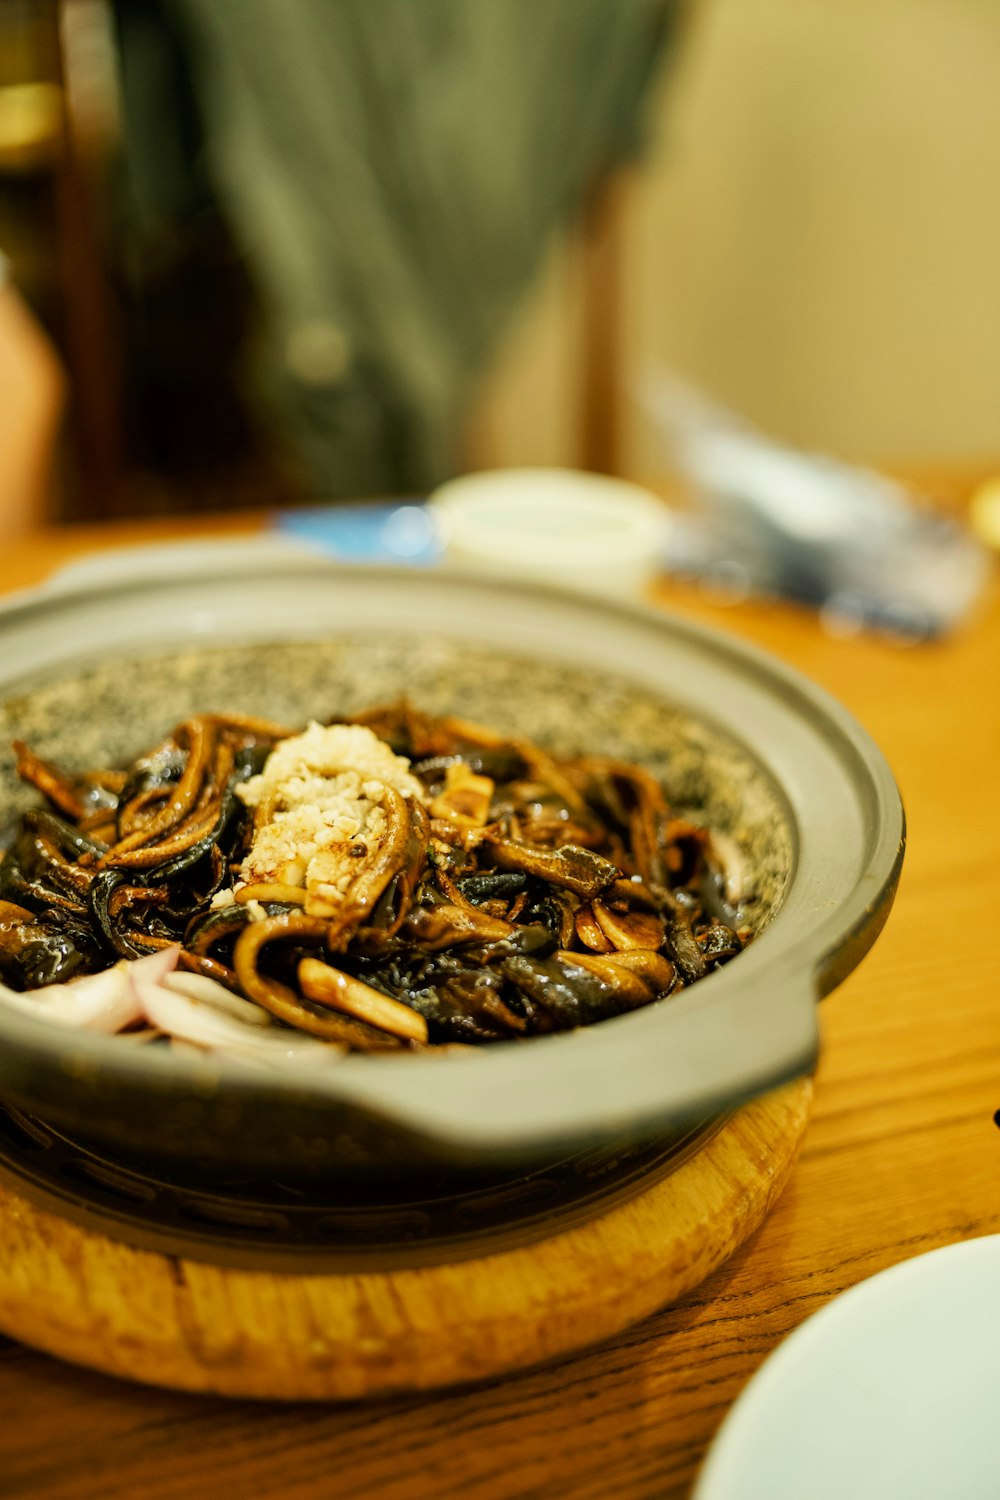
[0,638,791,935]
[0,564,904,1177]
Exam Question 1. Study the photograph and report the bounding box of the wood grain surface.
[1,503,999,1499]
[0,1082,811,1403]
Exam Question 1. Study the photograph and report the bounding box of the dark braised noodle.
[0,703,749,1050]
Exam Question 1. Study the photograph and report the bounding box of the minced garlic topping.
[234,723,424,908]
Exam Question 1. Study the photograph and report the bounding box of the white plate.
[695,1235,1000,1500]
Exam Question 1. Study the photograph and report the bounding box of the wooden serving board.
[0,1079,811,1401]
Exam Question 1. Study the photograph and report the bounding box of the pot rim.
[0,561,904,1163]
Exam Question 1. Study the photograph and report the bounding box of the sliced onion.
[0,942,345,1071]
[136,979,268,1049]
[0,946,182,1033]
[124,945,181,998]
[0,966,136,1032]
[135,973,345,1066]
[163,972,272,1026]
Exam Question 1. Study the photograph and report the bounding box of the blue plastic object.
[275,503,442,566]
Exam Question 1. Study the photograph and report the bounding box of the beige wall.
[472,0,1000,477]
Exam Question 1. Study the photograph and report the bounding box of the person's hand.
[0,255,64,537]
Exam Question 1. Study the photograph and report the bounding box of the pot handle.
[319,966,822,1157]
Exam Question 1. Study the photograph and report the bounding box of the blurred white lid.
[428,468,670,597]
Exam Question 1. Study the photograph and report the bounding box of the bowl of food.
[0,561,903,1184]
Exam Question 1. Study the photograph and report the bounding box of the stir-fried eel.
[0,706,750,1050]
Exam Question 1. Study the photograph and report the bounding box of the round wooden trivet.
[0,1079,811,1400]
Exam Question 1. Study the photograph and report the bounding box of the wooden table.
[1,506,998,1499]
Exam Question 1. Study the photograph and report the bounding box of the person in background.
[0,252,64,539]
[112,0,677,501]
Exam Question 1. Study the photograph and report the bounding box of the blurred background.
[2,0,999,527]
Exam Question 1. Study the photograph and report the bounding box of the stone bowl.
[0,562,903,1179]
